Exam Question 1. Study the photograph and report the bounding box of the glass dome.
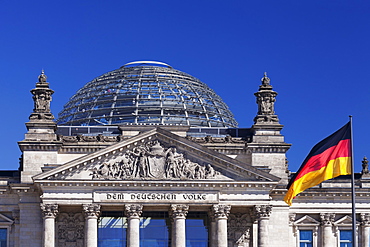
[57,61,238,127]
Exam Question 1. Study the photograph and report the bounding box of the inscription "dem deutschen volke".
[94,192,218,203]
[107,193,206,200]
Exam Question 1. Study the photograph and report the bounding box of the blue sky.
[0,0,369,172]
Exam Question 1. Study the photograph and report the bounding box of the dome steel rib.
[57,61,238,127]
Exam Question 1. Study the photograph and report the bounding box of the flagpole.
[349,116,357,247]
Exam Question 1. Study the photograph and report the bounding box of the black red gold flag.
[284,122,352,206]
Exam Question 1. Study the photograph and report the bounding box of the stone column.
[40,203,58,247]
[209,211,217,247]
[170,204,189,247]
[125,204,143,247]
[254,205,272,247]
[12,209,20,247]
[320,213,335,247]
[361,213,370,247]
[212,204,231,247]
[83,204,101,247]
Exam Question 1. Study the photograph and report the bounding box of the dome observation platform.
[57,61,238,128]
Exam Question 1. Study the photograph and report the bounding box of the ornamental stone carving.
[170,204,189,219]
[320,213,335,225]
[89,140,221,180]
[361,213,370,226]
[82,204,101,218]
[40,203,59,218]
[254,73,279,124]
[185,135,246,144]
[253,205,272,219]
[289,213,296,225]
[212,204,231,219]
[57,212,84,246]
[12,209,20,224]
[362,157,369,176]
[228,213,251,247]
[29,71,55,121]
[125,204,143,218]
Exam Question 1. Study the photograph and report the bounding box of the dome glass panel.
[57,61,238,127]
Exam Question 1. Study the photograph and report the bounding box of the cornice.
[34,180,278,190]
[18,141,63,151]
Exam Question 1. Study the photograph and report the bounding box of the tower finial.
[29,70,54,121]
[38,70,47,83]
[254,73,279,124]
[261,72,270,86]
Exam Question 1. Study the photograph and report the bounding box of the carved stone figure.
[89,141,221,180]
[261,72,270,86]
[165,147,181,178]
[362,157,369,175]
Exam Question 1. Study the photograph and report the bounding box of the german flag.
[284,122,352,206]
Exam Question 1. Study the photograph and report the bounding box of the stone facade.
[0,70,369,247]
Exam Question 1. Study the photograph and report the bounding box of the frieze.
[93,191,218,204]
[89,140,222,180]
[57,134,125,143]
[186,135,246,144]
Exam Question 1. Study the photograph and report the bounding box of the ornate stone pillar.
[213,204,231,247]
[125,204,143,247]
[361,213,370,247]
[254,205,272,247]
[40,203,58,247]
[170,204,189,247]
[320,213,335,247]
[209,211,217,247]
[83,204,101,247]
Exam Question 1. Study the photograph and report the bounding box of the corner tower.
[18,71,62,183]
[248,73,291,181]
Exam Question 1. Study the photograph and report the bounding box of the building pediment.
[334,215,353,226]
[33,127,279,183]
[294,215,320,226]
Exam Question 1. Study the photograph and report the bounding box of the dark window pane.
[0,228,6,247]
[98,214,126,247]
[140,212,171,247]
[186,212,208,247]
[340,230,352,247]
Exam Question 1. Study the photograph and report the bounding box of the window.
[98,212,127,247]
[299,230,313,247]
[292,215,319,247]
[339,230,352,247]
[186,212,208,247]
[0,229,7,247]
[140,212,171,247]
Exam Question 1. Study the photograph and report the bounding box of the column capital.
[253,205,272,219]
[212,204,231,219]
[170,204,189,219]
[40,203,59,218]
[82,204,101,219]
[125,204,143,218]
[361,213,370,226]
[320,213,335,225]
[12,209,20,224]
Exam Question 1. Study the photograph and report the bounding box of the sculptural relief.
[57,212,84,246]
[90,140,221,180]
[228,213,251,247]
